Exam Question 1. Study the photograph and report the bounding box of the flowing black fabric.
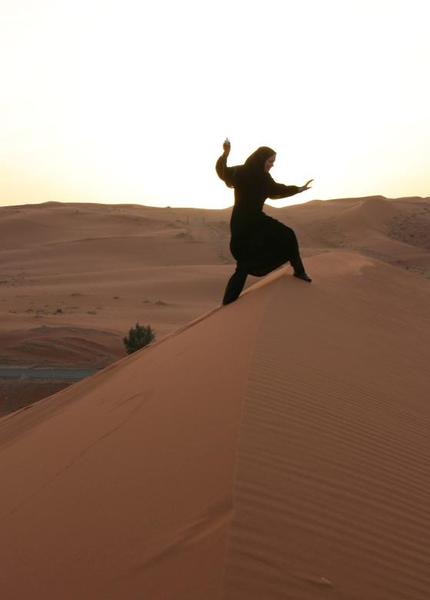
[216,147,304,277]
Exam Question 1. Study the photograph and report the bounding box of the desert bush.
[123,323,155,354]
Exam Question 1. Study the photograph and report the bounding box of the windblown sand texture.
[0,197,429,370]
[1,250,429,599]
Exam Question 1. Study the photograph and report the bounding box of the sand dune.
[282,196,430,273]
[0,197,429,371]
[0,202,235,369]
[1,250,429,599]
[0,197,429,414]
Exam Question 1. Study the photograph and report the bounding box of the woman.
[216,138,313,305]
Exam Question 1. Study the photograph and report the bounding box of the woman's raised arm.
[215,138,239,188]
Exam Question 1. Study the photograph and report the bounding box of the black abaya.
[216,150,306,280]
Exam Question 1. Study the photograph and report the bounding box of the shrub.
[123,323,155,354]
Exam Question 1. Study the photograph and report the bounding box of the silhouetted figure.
[216,139,313,305]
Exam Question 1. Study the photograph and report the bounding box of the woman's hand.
[300,179,314,192]
[223,137,231,156]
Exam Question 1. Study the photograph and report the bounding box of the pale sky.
[1,0,429,209]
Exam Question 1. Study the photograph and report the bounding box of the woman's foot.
[222,267,248,304]
[294,272,312,282]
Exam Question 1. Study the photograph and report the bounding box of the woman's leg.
[266,219,310,279]
[288,230,312,281]
[290,251,306,275]
[222,264,248,305]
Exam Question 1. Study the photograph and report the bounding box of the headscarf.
[243,146,276,177]
[219,145,276,189]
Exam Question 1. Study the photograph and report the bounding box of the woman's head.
[264,154,276,172]
[244,146,276,175]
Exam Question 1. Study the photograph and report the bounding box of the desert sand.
[1,196,429,414]
[0,201,234,368]
[0,196,430,597]
[0,241,430,598]
[0,197,429,371]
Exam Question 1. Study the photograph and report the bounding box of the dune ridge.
[0,197,429,375]
[0,250,429,598]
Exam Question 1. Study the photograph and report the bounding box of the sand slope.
[0,202,234,367]
[1,250,429,599]
[282,196,430,274]
[0,198,429,368]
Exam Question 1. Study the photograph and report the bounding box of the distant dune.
[282,196,430,273]
[0,251,429,599]
[0,197,429,408]
[0,201,236,369]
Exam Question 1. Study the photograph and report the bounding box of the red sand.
[1,250,429,599]
[0,198,429,370]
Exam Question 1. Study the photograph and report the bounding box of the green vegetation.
[123,323,155,354]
